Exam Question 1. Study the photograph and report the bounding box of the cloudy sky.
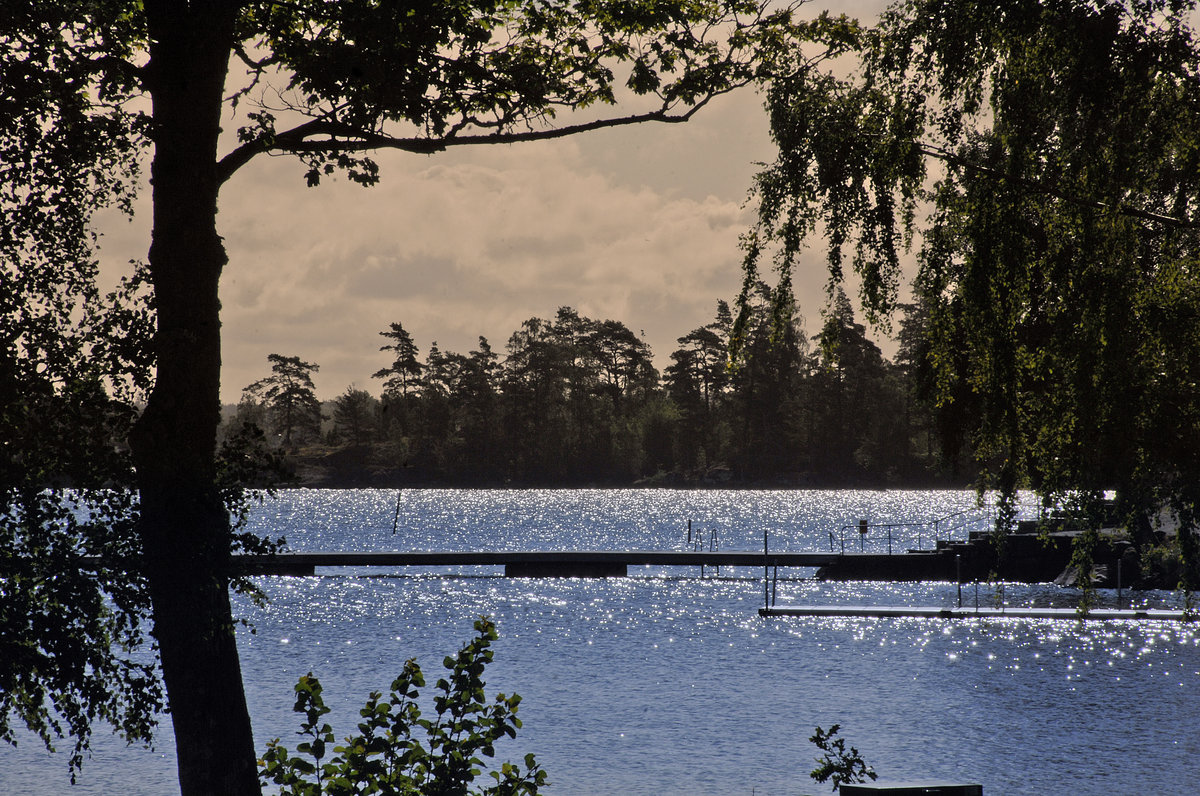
[96,4,889,404]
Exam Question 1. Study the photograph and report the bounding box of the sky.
[95,3,890,404]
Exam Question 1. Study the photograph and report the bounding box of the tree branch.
[918,142,1199,229]
[217,100,717,185]
[87,52,148,86]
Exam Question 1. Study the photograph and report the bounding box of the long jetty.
[758,604,1189,621]
[237,550,843,577]
[208,506,1132,583]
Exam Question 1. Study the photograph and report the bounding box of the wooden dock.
[759,604,1189,621]
[236,549,844,577]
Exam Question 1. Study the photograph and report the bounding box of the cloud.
[207,134,759,400]
[94,79,866,403]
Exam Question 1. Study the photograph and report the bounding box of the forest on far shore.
[226,283,974,489]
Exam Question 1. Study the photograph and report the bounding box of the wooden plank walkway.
[237,550,844,576]
[759,604,1189,621]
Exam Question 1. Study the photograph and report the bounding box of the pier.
[231,518,1117,581]
[230,506,998,578]
[153,503,1138,585]
[758,604,1190,621]
[236,549,843,577]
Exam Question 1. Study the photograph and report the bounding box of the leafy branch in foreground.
[260,618,545,795]
[809,724,876,792]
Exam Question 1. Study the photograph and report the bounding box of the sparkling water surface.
[6,489,1199,795]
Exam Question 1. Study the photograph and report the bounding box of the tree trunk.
[130,4,260,794]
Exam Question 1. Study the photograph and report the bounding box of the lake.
[6,489,1199,795]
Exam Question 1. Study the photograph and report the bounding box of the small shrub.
[809,724,876,792]
[259,618,546,795]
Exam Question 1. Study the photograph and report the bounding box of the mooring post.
[1117,558,1123,604]
[772,564,778,606]
[688,519,692,545]
[956,553,962,608]
[391,491,402,535]
[763,530,769,608]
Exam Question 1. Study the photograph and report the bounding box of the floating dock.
[759,604,1189,621]
[840,784,982,796]
[236,550,842,577]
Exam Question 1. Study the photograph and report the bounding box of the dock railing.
[832,505,994,555]
[932,506,995,546]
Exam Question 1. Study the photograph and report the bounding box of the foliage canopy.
[747,0,1200,579]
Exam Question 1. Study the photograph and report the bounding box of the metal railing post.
[956,553,962,608]
[1117,558,1123,605]
[763,531,769,608]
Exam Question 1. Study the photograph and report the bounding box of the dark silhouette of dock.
[758,604,1188,621]
[236,549,843,577]
[226,505,1035,580]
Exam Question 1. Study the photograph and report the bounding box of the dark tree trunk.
[130,3,260,794]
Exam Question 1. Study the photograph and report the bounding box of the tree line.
[231,288,967,488]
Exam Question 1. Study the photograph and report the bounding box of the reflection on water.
[5,490,1199,795]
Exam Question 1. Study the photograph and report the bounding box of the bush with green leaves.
[809,724,876,792]
[259,618,545,795]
